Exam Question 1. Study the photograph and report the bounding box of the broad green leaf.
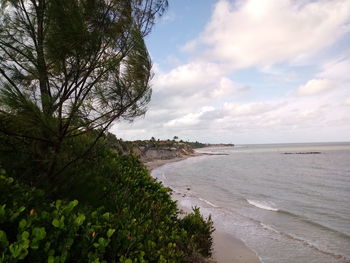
[19,219,27,230]
[75,213,85,226]
[52,218,60,228]
[9,243,18,257]
[30,242,39,249]
[107,228,115,238]
[55,200,62,210]
[10,206,26,220]
[19,249,28,259]
[102,212,110,220]
[21,231,29,240]
[98,237,107,247]
[32,227,46,240]
[67,200,78,211]
[60,215,65,227]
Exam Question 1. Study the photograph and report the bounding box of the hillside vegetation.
[0,131,214,262]
[107,135,234,163]
[106,135,198,161]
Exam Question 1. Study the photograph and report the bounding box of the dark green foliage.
[180,207,215,258]
[186,141,209,149]
[0,173,184,262]
[0,0,168,181]
[0,148,214,262]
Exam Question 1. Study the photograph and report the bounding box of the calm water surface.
[152,142,350,263]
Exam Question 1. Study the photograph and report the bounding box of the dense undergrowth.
[0,132,214,262]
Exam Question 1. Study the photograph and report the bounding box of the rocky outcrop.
[142,147,179,161]
[139,143,194,162]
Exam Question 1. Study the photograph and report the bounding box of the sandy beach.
[212,231,260,263]
[146,153,261,263]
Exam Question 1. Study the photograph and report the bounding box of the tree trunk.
[36,0,51,115]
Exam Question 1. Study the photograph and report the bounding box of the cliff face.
[132,144,194,162]
[142,147,179,160]
[109,138,196,162]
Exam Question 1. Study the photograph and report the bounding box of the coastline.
[146,153,261,263]
[144,152,203,171]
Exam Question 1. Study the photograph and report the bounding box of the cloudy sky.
[111,0,350,144]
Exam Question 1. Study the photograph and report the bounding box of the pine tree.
[0,0,168,182]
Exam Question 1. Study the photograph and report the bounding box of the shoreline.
[146,153,261,263]
[143,152,204,171]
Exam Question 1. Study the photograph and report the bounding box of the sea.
[152,142,350,263]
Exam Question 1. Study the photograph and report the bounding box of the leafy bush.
[0,172,186,262]
[0,162,214,262]
[180,207,215,258]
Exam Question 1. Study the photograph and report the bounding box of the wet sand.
[212,231,261,263]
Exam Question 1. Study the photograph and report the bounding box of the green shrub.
[0,165,214,262]
[0,173,187,262]
[179,207,215,258]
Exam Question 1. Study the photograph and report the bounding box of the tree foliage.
[0,0,168,179]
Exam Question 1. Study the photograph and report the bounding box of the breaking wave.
[247,199,279,211]
[198,197,220,208]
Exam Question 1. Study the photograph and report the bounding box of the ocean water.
[152,142,350,263]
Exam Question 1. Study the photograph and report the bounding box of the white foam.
[199,197,219,208]
[247,199,278,212]
[161,173,167,180]
[260,223,280,234]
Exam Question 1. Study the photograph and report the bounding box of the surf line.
[247,199,279,212]
[199,197,220,208]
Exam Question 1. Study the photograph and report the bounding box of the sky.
[111,0,350,144]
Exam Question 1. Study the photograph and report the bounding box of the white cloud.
[164,106,215,128]
[346,98,350,106]
[113,87,350,143]
[153,62,223,95]
[297,79,336,96]
[113,65,349,142]
[318,57,350,81]
[111,1,350,144]
[150,61,247,112]
[222,102,282,117]
[185,0,350,68]
[210,77,248,98]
